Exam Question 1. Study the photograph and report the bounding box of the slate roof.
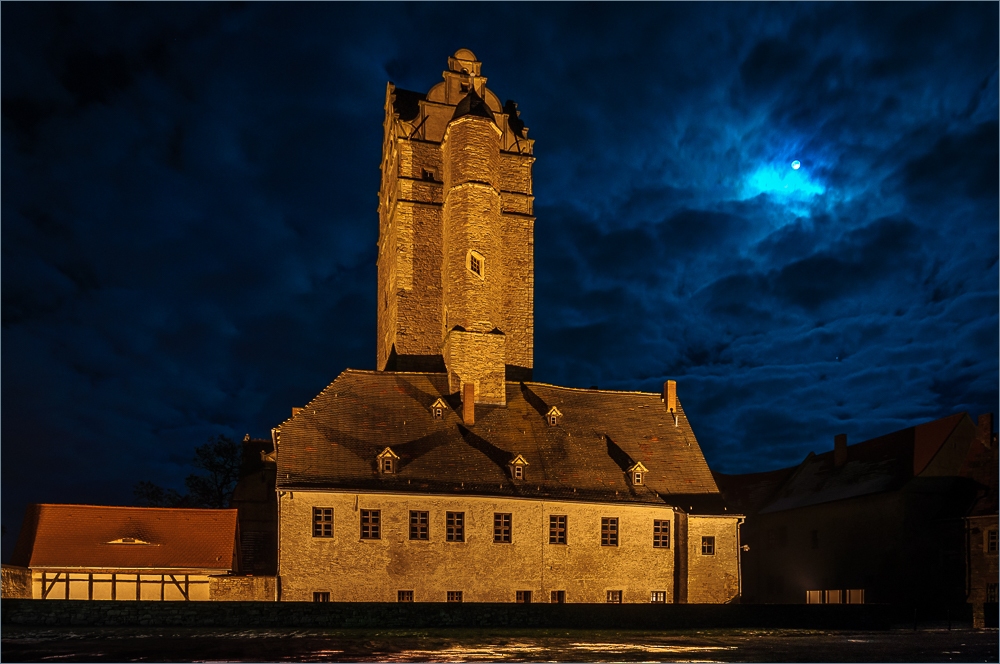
[10,504,238,571]
[451,89,496,123]
[276,370,724,511]
[722,413,968,515]
[391,87,425,122]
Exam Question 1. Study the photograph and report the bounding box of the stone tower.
[377,49,534,404]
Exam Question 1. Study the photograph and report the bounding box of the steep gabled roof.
[10,504,238,571]
[756,413,969,514]
[275,370,722,508]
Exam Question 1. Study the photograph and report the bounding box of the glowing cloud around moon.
[791,160,801,170]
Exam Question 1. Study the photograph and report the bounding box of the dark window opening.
[398,590,414,602]
[409,511,429,540]
[551,590,566,603]
[607,590,622,603]
[313,508,333,538]
[361,510,381,540]
[313,592,330,602]
[988,530,998,553]
[601,517,619,546]
[446,511,465,542]
[653,520,670,548]
[447,590,463,602]
[549,515,567,544]
[516,590,532,603]
[494,513,512,543]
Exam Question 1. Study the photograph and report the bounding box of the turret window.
[467,250,485,279]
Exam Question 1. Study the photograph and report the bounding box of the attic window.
[377,447,400,474]
[430,398,448,420]
[107,537,152,545]
[627,462,648,486]
[509,454,529,481]
[546,406,563,426]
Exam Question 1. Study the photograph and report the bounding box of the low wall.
[1,566,32,599]
[210,575,276,601]
[2,599,967,630]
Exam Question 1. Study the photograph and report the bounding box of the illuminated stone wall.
[376,51,534,382]
[277,490,740,603]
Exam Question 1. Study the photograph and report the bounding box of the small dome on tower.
[448,49,482,76]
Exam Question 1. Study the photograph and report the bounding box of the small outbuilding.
[7,504,239,600]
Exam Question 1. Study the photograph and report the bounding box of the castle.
[273,50,741,604]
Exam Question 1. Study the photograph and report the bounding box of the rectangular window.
[516,590,532,603]
[313,592,330,602]
[494,513,512,543]
[601,517,619,546]
[701,535,715,555]
[988,530,998,553]
[447,590,463,602]
[409,511,429,540]
[549,515,567,544]
[987,583,998,603]
[847,589,865,604]
[513,465,523,479]
[446,512,464,542]
[650,591,667,603]
[806,590,822,604]
[313,508,333,538]
[360,509,380,540]
[825,589,842,604]
[607,590,622,603]
[470,254,481,276]
[550,590,566,604]
[653,520,670,548]
[398,590,414,602]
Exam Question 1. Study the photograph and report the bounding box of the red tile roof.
[276,370,723,509]
[10,504,238,571]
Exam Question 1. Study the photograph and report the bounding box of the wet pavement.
[2,626,996,662]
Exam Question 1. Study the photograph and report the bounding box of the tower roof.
[451,88,496,123]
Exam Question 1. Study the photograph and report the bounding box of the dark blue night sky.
[2,2,997,560]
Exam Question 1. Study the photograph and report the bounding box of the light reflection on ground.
[2,627,996,662]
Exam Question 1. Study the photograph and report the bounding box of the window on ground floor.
[650,591,667,603]
[607,590,622,603]
[447,590,463,602]
[551,590,566,603]
[313,592,330,602]
[516,590,532,603]
[398,590,414,602]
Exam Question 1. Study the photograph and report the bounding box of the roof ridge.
[33,503,238,514]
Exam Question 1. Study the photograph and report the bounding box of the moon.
[791,160,801,170]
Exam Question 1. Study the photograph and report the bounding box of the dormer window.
[430,398,448,420]
[627,462,648,486]
[509,454,529,481]
[546,406,563,426]
[467,250,485,280]
[377,447,400,474]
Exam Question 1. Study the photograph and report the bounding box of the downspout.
[737,516,745,603]
[272,426,281,602]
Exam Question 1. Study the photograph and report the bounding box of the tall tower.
[377,49,534,404]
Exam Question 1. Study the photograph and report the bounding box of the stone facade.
[210,575,277,602]
[278,491,738,604]
[2,565,31,599]
[377,49,534,389]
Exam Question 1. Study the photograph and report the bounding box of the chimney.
[977,413,995,449]
[834,433,847,467]
[664,380,677,413]
[462,383,475,425]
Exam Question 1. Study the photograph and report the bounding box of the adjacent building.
[715,412,997,624]
[4,504,239,601]
[273,50,742,603]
